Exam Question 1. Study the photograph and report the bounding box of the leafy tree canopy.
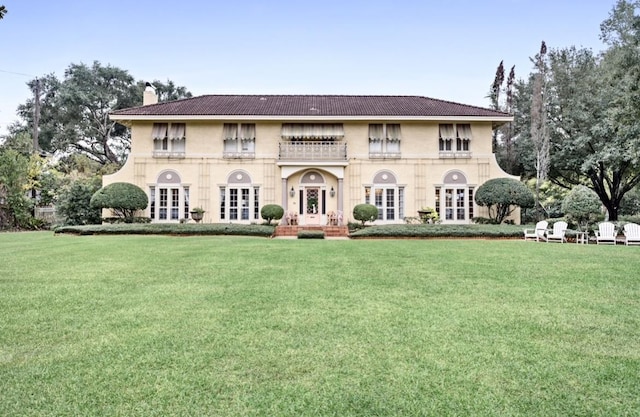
[11,62,191,165]
[508,0,640,221]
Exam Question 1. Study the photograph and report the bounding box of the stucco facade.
[106,93,517,225]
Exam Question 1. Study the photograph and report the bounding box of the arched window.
[435,171,475,223]
[364,170,404,222]
[219,170,260,222]
[149,170,190,221]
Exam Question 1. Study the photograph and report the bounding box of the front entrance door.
[305,187,321,225]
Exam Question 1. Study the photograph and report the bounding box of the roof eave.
[110,114,513,123]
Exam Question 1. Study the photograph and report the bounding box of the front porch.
[274,225,350,238]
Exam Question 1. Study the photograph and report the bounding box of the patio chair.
[546,221,568,243]
[524,220,548,242]
[623,222,640,246]
[286,211,298,226]
[595,221,617,245]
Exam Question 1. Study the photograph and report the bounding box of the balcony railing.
[153,151,186,159]
[279,142,347,161]
[223,151,255,159]
[369,152,401,159]
[439,151,472,159]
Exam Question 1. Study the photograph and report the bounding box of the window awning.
[152,123,168,139]
[439,124,454,140]
[386,124,401,141]
[457,124,472,140]
[223,123,238,140]
[368,124,383,141]
[240,124,256,141]
[281,123,344,139]
[169,123,185,140]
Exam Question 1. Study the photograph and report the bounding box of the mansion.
[106,90,517,225]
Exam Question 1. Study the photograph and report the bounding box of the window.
[153,123,186,158]
[223,123,255,158]
[435,171,475,224]
[149,170,190,222]
[369,124,401,158]
[439,124,472,158]
[219,171,260,222]
[364,171,403,222]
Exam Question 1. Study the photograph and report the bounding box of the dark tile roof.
[111,95,511,118]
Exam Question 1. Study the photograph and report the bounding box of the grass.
[1,232,639,416]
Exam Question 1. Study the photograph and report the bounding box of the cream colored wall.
[103,118,519,224]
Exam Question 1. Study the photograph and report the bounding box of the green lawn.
[1,232,639,416]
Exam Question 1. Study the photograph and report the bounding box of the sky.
[0,0,620,136]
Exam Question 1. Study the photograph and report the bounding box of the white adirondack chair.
[524,220,548,242]
[546,221,568,243]
[623,223,640,246]
[595,221,617,245]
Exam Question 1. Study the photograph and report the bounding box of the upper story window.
[439,124,472,158]
[152,123,186,158]
[369,124,401,159]
[223,123,255,159]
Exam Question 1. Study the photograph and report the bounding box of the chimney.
[143,82,158,106]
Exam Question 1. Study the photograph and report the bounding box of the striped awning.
[281,123,344,139]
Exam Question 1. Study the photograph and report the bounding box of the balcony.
[279,142,347,161]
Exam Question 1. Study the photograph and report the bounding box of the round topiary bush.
[353,203,379,226]
[260,204,284,225]
[90,182,148,223]
[475,178,534,224]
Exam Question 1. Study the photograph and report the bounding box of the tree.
[90,182,148,222]
[57,177,102,225]
[0,149,32,229]
[13,74,62,153]
[543,1,640,221]
[488,62,518,174]
[0,5,6,20]
[136,79,193,103]
[489,61,505,153]
[474,178,535,224]
[510,1,640,221]
[353,204,378,226]
[561,185,603,231]
[530,41,550,219]
[260,204,284,225]
[14,63,191,165]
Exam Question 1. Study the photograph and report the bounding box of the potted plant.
[417,207,439,224]
[190,207,205,223]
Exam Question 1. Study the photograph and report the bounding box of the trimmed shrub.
[353,204,378,226]
[90,182,148,223]
[475,178,535,224]
[561,185,603,231]
[297,230,325,239]
[260,204,284,225]
[54,223,275,237]
[350,223,525,239]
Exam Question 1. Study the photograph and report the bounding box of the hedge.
[54,223,276,237]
